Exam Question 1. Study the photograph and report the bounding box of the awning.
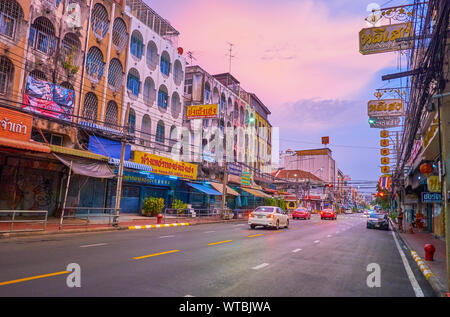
[241,187,272,198]
[187,183,222,196]
[50,145,109,161]
[109,158,153,172]
[79,121,123,137]
[263,188,278,194]
[0,137,50,153]
[209,182,240,196]
[53,154,115,178]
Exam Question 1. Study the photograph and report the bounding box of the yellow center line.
[273,230,283,233]
[248,234,263,238]
[208,240,232,246]
[0,271,70,286]
[133,250,180,260]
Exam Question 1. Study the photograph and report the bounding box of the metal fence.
[163,208,250,219]
[60,207,117,229]
[0,210,48,233]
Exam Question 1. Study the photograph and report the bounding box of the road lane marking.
[185,295,195,297]
[133,250,180,260]
[159,235,175,239]
[273,230,283,233]
[391,231,424,297]
[80,243,108,248]
[314,240,320,244]
[292,249,302,253]
[252,263,269,270]
[0,271,70,286]
[208,240,232,246]
[248,234,263,238]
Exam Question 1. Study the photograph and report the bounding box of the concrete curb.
[388,218,448,297]
[128,223,190,230]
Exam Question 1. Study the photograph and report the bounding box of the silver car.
[248,206,289,230]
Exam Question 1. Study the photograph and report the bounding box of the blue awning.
[187,183,222,196]
[109,158,153,172]
[80,121,123,137]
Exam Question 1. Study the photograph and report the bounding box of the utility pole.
[221,161,228,219]
[226,42,235,74]
[113,102,130,226]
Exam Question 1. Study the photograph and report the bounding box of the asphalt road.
[0,213,435,297]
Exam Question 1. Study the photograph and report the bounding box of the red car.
[320,208,337,220]
[292,208,311,220]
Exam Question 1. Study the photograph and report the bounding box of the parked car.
[248,206,289,230]
[344,209,353,214]
[320,208,337,220]
[292,208,311,220]
[363,210,371,218]
[366,213,389,230]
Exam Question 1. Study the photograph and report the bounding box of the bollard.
[157,213,163,224]
[424,244,435,261]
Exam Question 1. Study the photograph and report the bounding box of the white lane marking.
[391,231,424,297]
[327,235,332,238]
[159,235,175,239]
[292,248,302,253]
[204,231,216,233]
[314,240,320,244]
[252,263,269,270]
[184,295,195,297]
[80,243,108,248]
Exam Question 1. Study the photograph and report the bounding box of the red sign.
[322,136,329,145]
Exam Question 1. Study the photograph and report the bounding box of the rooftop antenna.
[186,51,197,66]
[226,42,235,74]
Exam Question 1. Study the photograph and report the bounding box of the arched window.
[128,108,136,134]
[108,58,123,92]
[83,92,98,123]
[158,85,168,109]
[220,94,226,114]
[212,87,219,104]
[0,56,14,94]
[60,81,74,91]
[234,102,239,120]
[61,32,82,65]
[105,100,118,128]
[173,59,183,86]
[112,17,127,52]
[156,120,165,144]
[245,110,249,126]
[0,0,24,39]
[146,41,158,70]
[143,77,156,106]
[227,97,233,116]
[169,125,177,152]
[160,51,170,76]
[204,82,211,102]
[29,69,46,81]
[86,46,104,82]
[91,3,109,40]
[130,30,143,59]
[240,107,245,126]
[171,91,181,119]
[29,17,56,55]
[141,114,151,147]
[126,68,140,96]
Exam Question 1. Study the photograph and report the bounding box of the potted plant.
[172,199,188,216]
[142,197,165,217]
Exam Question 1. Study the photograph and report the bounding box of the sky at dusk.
[146,0,412,191]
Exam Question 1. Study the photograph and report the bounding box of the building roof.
[250,93,271,115]
[271,169,323,182]
[295,148,332,156]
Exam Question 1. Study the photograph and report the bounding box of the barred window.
[158,85,168,110]
[86,46,104,82]
[146,41,158,70]
[61,32,81,64]
[171,91,181,119]
[156,120,165,144]
[112,17,127,52]
[141,114,151,147]
[143,76,156,106]
[29,17,56,55]
[126,68,140,96]
[91,3,109,40]
[173,59,183,86]
[105,100,118,128]
[204,82,211,103]
[29,69,46,81]
[130,30,143,59]
[0,0,24,39]
[234,102,239,120]
[107,58,123,92]
[83,92,98,122]
[0,55,14,94]
[128,108,136,134]
[220,94,226,114]
[160,51,170,76]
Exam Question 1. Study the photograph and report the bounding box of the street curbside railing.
[59,207,117,229]
[0,210,48,233]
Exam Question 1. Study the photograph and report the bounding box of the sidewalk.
[390,218,449,296]
[0,214,248,238]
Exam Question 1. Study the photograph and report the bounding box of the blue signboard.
[228,163,242,176]
[115,170,174,187]
[421,192,442,203]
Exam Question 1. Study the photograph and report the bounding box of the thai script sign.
[118,170,174,187]
[368,99,404,117]
[380,139,389,147]
[359,22,413,55]
[241,171,252,186]
[381,157,390,165]
[381,166,390,173]
[381,148,390,156]
[370,116,402,129]
[427,176,441,193]
[228,163,242,176]
[134,151,198,180]
[422,116,438,150]
[186,104,218,120]
[421,192,442,204]
[380,130,389,138]
[0,107,32,141]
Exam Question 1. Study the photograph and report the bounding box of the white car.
[248,206,289,230]
[344,209,353,214]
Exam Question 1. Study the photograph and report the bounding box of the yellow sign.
[186,104,218,120]
[381,157,390,165]
[133,151,198,180]
[368,99,404,117]
[380,139,389,147]
[380,130,389,138]
[422,116,439,150]
[359,22,413,55]
[381,148,390,156]
[427,176,441,193]
[381,166,390,173]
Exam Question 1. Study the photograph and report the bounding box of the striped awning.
[241,187,272,198]
[79,121,123,137]
[209,182,240,196]
[50,145,109,161]
[109,158,153,172]
[0,137,50,153]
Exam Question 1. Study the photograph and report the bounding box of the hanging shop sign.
[380,139,389,147]
[241,171,252,186]
[421,116,439,150]
[381,148,390,156]
[117,170,174,187]
[381,157,390,165]
[380,130,389,138]
[368,99,404,117]
[321,136,329,145]
[370,116,402,129]
[381,166,390,173]
[359,22,413,55]
[0,107,32,141]
[227,163,242,176]
[186,104,219,120]
[133,151,198,180]
[427,175,441,193]
[421,192,442,204]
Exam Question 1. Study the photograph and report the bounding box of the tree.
[373,184,391,210]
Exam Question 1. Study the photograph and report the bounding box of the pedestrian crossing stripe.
[129,223,190,230]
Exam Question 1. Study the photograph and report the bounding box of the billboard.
[359,22,413,55]
[134,151,198,180]
[0,107,32,141]
[368,99,404,117]
[186,104,218,120]
[370,116,402,129]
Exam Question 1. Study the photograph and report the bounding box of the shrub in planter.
[142,197,165,217]
[172,199,188,215]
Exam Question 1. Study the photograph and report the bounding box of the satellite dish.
[177,47,184,55]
